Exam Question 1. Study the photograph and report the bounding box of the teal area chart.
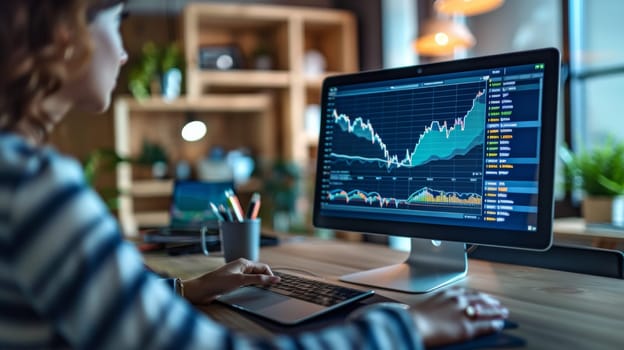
[332,89,486,169]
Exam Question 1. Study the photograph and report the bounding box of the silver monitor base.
[340,238,467,293]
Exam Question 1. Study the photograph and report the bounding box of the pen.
[218,204,233,222]
[209,202,225,221]
[224,189,245,222]
[246,192,261,219]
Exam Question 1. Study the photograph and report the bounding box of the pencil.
[246,192,261,219]
[225,189,244,222]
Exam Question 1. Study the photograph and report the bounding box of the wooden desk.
[144,238,624,349]
[554,217,624,249]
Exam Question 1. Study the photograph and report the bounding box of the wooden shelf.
[186,2,356,25]
[135,211,169,227]
[192,70,291,89]
[131,179,174,197]
[118,94,273,113]
[191,70,340,91]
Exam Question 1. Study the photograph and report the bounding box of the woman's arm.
[7,147,423,349]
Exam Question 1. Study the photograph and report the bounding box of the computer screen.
[170,180,233,230]
[313,48,560,292]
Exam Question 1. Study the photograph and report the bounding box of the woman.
[0,1,508,349]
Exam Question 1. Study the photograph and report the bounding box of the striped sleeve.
[3,137,423,350]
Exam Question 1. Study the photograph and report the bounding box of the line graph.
[327,187,482,208]
[332,89,486,170]
[322,80,487,216]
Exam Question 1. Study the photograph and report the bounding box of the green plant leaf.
[560,138,624,196]
[136,140,168,165]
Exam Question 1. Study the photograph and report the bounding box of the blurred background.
[50,0,624,250]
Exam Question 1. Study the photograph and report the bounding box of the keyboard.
[257,271,374,307]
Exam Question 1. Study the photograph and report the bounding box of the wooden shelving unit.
[114,4,358,236]
[183,3,358,164]
[114,94,274,236]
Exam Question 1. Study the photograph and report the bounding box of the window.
[569,0,624,149]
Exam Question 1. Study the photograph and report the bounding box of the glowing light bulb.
[434,32,449,46]
[181,120,207,142]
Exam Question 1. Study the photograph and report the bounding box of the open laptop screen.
[169,180,233,230]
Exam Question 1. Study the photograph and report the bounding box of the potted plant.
[560,138,624,223]
[136,140,169,179]
[129,42,184,100]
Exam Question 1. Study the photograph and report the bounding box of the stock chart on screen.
[319,64,546,232]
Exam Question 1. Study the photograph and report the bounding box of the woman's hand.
[412,287,509,348]
[182,258,281,305]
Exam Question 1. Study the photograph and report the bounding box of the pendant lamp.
[413,18,476,57]
[434,0,505,16]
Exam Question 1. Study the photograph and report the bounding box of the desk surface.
[144,238,624,350]
[554,217,624,250]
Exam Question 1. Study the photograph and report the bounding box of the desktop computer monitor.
[313,48,560,293]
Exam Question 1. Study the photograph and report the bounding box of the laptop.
[217,271,374,325]
[143,180,232,243]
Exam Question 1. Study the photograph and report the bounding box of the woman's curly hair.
[0,0,127,143]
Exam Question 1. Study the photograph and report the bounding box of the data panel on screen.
[318,63,546,233]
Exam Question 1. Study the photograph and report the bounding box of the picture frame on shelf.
[198,45,244,70]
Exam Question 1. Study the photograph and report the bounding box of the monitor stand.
[340,238,467,293]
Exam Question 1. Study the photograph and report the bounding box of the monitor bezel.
[313,48,560,251]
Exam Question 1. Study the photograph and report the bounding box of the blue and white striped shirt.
[0,133,423,349]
